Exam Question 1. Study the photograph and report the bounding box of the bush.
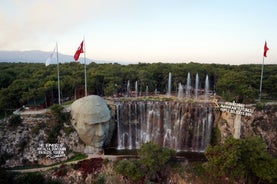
[50,104,63,117]
[54,164,68,177]
[114,142,176,182]
[47,104,71,143]
[8,114,22,127]
[256,102,265,110]
[16,172,45,184]
[0,152,13,165]
[210,127,221,146]
[114,159,144,182]
[205,136,277,183]
[46,123,62,143]
[138,142,175,180]
[0,168,17,184]
[18,139,28,152]
[93,175,106,184]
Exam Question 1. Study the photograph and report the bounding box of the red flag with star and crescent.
[264,41,269,57]
[74,41,84,61]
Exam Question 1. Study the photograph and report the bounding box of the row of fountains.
[125,72,211,100]
[112,72,214,153]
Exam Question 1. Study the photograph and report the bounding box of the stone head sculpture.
[71,95,111,154]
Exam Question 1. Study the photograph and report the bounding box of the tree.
[8,114,22,127]
[205,136,277,183]
[138,142,175,180]
[115,142,175,183]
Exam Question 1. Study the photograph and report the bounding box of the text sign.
[37,143,66,159]
[220,101,254,117]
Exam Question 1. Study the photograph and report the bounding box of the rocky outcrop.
[71,95,111,154]
[0,112,84,167]
[216,104,277,155]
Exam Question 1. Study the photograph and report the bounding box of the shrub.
[138,142,175,180]
[114,159,144,182]
[50,104,63,117]
[47,104,71,143]
[210,127,221,146]
[115,142,176,182]
[0,168,17,184]
[54,164,68,177]
[18,139,28,152]
[205,136,277,183]
[8,114,22,127]
[74,158,103,177]
[93,174,106,184]
[16,172,45,184]
[0,152,13,165]
[256,102,265,110]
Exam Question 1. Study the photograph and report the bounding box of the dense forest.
[1,62,277,114]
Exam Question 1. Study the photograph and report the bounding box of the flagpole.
[258,56,265,102]
[83,36,87,96]
[56,42,61,104]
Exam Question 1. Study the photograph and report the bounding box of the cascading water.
[205,75,210,100]
[135,81,138,97]
[186,72,191,98]
[167,72,172,97]
[126,80,130,97]
[115,101,214,152]
[154,88,158,95]
[177,83,183,99]
[195,73,199,100]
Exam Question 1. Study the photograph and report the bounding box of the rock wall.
[0,112,84,167]
[215,104,277,155]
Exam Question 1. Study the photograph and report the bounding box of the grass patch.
[8,152,87,171]
[61,100,73,106]
[65,152,87,163]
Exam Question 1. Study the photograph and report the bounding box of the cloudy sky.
[1,0,276,64]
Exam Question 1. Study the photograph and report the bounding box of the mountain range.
[0,50,96,64]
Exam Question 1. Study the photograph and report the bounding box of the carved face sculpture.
[71,95,110,151]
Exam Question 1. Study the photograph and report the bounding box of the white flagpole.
[258,56,265,102]
[83,36,87,96]
[56,42,61,104]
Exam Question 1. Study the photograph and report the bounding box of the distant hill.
[0,50,95,64]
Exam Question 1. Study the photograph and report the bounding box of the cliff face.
[0,112,85,167]
[216,104,277,155]
[0,102,276,168]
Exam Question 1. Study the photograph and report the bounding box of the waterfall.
[115,102,123,149]
[167,72,172,97]
[186,72,191,98]
[205,75,210,100]
[177,83,183,99]
[195,73,199,100]
[135,81,138,97]
[126,80,130,97]
[154,88,158,95]
[115,101,214,152]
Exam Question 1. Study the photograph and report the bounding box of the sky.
[0,0,277,65]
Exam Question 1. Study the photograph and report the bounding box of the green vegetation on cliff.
[205,137,277,183]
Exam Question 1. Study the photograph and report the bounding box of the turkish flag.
[264,41,269,57]
[74,41,84,61]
